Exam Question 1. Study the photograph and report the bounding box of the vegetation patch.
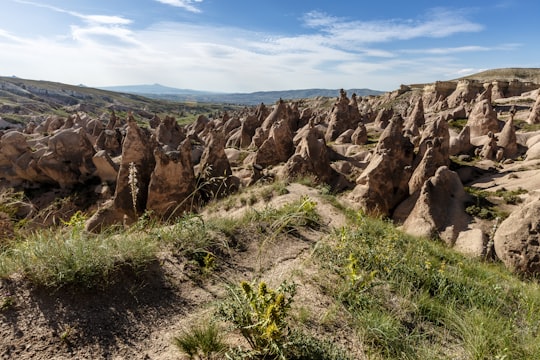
[312,212,540,359]
[0,212,158,289]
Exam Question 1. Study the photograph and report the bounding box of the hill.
[101,85,384,105]
[457,67,540,83]
[0,76,240,127]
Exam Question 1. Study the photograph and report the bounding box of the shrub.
[217,280,296,359]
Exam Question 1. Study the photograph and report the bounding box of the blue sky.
[0,0,538,92]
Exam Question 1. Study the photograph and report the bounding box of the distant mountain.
[101,85,384,105]
[457,68,540,83]
[100,84,219,96]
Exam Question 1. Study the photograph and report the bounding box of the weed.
[217,280,296,359]
[0,294,15,311]
[173,322,226,360]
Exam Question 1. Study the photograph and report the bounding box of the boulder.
[494,196,540,275]
[36,127,96,188]
[402,166,470,245]
[526,141,540,160]
[335,129,355,144]
[453,228,487,258]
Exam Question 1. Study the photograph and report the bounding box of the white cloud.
[0,4,519,92]
[154,0,204,13]
[302,8,483,47]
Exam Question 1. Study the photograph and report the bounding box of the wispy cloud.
[154,0,204,13]
[13,0,131,25]
[0,4,516,92]
[400,43,521,55]
[12,0,136,45]
[302,7,483,46]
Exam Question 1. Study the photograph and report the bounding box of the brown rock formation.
[477,131,499,160]
[494,196,540,275]
[449,125,473,156]
[466,98,499,138]
[155,115,186,150]
[252,119,294,167]
[404,98,425,130]
[147,140,196,219]
[373,108,393,130]
[446,80,484,108]
[402,166,469,245]
[282,127,351,190]
[197,131,236,200]
[527,92,540,125]
[348,114,414,216]
[36,127,96,189]
[112,115,156,219]
[351,123,368,145]
[325,90,361,142]
[415,117,450,169]
[92,150,119,184]
[497,118,518,159]
[422,81,456,108]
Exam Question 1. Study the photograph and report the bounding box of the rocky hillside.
[0,76,240,128]
[458,67,540,83]
[2,70,540,358]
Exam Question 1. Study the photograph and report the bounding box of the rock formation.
[373,108,393,129]
[404,98,425,130]
[147,140,196,219]
[351,123,368,145]
[197,131,236,200]
[282,126,350,190]
[252,119,294,167]
[348,114,414,216]
[494,196,540,275]
[402,166,469,245]
[527,92,540,124]
[497,118,518,159]
[449,125,473,156]
[325,90,361,142]
[466,97,499,138]
[112,115,156,219]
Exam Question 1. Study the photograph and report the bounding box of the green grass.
[448,118,469,132]
[312,212,540,359]
[0,223,158,289]
[173,321,226,359]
